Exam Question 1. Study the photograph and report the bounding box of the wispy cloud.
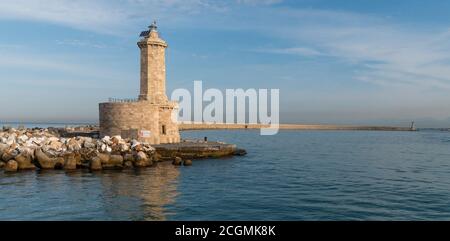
[56,39,108,49]
[253,47,325,57]
[0,0,227,34]
[236,0,283,6]
[239,7,450,90]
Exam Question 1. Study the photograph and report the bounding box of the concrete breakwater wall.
[178,123,415,131]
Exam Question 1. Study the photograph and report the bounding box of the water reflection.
[97,162,180,220]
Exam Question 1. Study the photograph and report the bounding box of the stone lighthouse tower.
[99,22,180,144]
[138,21,168,103]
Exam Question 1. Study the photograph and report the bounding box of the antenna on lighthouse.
[149,20,158,32]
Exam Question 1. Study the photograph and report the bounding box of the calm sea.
[1,129,450,220]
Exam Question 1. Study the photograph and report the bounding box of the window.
[162,125,167,135]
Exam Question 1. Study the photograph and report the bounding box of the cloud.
[233,7,450,90]
[0,0,226,34]
[253,47,325,57]
[236,0,283,5]
[56,39,108,49]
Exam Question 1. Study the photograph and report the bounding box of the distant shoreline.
[2,122,449,131]
[179,123,416,131]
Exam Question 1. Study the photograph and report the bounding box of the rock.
[134,151,152,167]
[103,154,123,169]
[48,141,63,151]
[54,158,65,170]
[0,143,9,155]
[131,140,140,149]
[172,157,182,166]
[183,159,193,166]
[35,148,58,169]
[119,143,130,153]
[48,137,59,142]
[233,149,247,156]
[123,153,135,163]
[154,153,162,162]
[83,139,96,149]
[74,152,82,166]
[143,144,156,152]
[90,157,102,171]
[111,135,122,144]
[124,161,133,168]
[2,148,19,162]
[97,152,110,163]
[4,160,18,172]
[0,161,4,169]
[66,138,81,152]
[17,135,29,143]
[6,135,16,145]
[80,148,97,162]
[100,144,111,153]
[15,152,36,170]
[63,153,77,170]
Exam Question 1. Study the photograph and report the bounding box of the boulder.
[97,152,110,162]
[4,160,18,172]
[48,140,63,150]
[134,151,152,167]
[0,143,9,155]
[2,148,19,162]
[90,157,102,171]
[80,148,97,162]
[123,153,135,163]
[172,157,182,166]
[111,135,122,145]
[233,149,247,156]
[15,152,36,170]
[0,161,4,169]
[35,148,59,169]
[124,161,133,169]
[102,154,123,169]
[119,143,130,153]
[183,159,193,166]
[83,139,96,149]
[74,152,82,166]
[54,157,65,170]
[17,135,29,144]
[66,139,81,152]
[63,153,77,170]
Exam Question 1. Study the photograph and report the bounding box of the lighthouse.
[138,21,169,103]
[99,22,180,144]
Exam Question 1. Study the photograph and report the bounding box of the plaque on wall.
[139,130,152,138]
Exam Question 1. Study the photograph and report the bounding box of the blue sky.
[0,0,450,127]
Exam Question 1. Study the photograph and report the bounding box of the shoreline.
[178,123,416,131]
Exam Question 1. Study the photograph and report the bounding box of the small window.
[162,125,167,135]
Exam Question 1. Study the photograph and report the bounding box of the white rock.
[17,135,29,143]
[48,137,59,142]
[101,144,107,152]
[6,136,16,145]
[120,144,130,152]
[102,136,111,143]
[131,140,140,149]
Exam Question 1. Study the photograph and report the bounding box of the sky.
[0,0,450,127]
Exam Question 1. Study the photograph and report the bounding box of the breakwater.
[0,127,244,173]
[178,123,415,131]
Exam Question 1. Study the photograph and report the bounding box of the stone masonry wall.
[99,101,180,145]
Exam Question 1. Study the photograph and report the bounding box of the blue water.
[1,130,450,220]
